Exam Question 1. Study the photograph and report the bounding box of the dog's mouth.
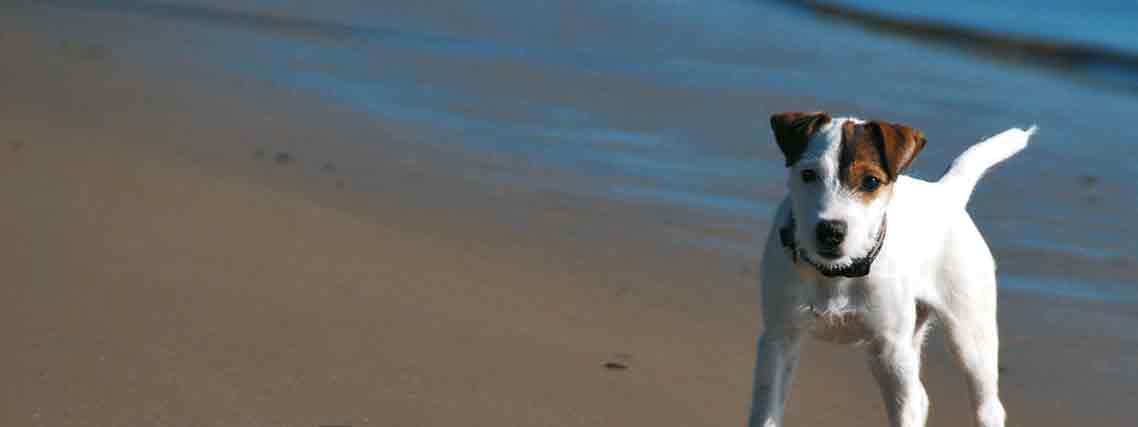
[799,249,874,278]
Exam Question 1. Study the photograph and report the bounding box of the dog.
[747,112,1036,427]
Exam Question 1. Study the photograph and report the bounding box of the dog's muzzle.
[780,212,887,278]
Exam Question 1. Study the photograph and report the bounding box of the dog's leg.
[938,222,1006,427]
[942,302,1005,427]
[867,336,928,427]
[748,329,803,427]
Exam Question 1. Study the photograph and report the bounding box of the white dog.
[748,112,1036,427]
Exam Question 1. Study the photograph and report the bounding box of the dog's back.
[887,127,1036,290]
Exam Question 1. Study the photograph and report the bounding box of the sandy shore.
[0,132,756,427]
[2,2,1136,426]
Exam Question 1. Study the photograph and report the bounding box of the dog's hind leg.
[940,279,1006,427]
[938,217,1006,427]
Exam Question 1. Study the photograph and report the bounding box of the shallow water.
[44,0,1138,305]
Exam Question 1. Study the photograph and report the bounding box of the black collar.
[779,212,887,278]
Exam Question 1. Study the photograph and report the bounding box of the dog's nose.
[816,220,847,248]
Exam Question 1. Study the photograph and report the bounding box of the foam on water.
[816,0,1138,56]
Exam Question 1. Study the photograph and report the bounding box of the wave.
[784,0,1138,92]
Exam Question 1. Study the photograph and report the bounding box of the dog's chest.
[802,284,872,344]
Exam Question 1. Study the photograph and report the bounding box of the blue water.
[46,0,1138,305]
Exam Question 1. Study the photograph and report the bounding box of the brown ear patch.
[838,120,927,203]
[770,112,832,166]
[868,121,927,180]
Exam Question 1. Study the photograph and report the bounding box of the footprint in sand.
[322,162,346,189]
[254,149,345,189]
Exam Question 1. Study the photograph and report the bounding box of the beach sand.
[2,2,1136,426]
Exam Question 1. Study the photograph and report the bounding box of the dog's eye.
[801,169,817,183]
[861,175,881,192]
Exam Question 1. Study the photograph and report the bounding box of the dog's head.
[770,112,926,276]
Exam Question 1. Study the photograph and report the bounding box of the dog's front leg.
[867,338,928,427]
[747,330,803,427]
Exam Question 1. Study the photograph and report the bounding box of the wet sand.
[2,1,1137,426]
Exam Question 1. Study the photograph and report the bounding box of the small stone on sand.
[603,362,628,370]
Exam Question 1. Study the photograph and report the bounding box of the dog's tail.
[937,126,1037,207]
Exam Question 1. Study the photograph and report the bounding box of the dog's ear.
[770,112,831,167]
[867,121,927,180]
